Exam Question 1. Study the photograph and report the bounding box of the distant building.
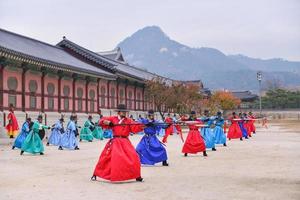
[231,91,258,108]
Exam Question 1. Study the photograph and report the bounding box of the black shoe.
[10,135,14,139]
[88,140,92,142]
[229,138,231,141]
[58,146,63,150]
[136,177,144,182]
[223,143,227,147]
[203,151,208,157]
[91,175,97,181]
[240,138,243,141]
[253,131,256,134]
[184,153,188,157]
[12,146,15,150]
[46,142,49,146]
[249,135,252,137]
[75,146,80,150]
[162,160,169,166]
[212,147,217,151]
[20,151,24,155]
[245,136,249,139]
[40,152,44,155]
[79,139,82,142]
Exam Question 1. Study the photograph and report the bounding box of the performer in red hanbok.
[6,104,19,138]
[248,112,256,134]
[182,111,207,157]
[227,112,243,141]
[162,113,175,143]
[91,104,144,182]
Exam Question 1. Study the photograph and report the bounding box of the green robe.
[80,120,94,141]
[92,120,104,140]
[21,121,49,154]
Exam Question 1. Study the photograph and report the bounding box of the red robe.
[93,116,143,182]
[248,115,256,133]
[244,121,251,137]
[6,111,19,137]
[182,120,206,154]
[162,117,174,143]
[227,117,243,139]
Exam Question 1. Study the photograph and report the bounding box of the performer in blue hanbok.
[213,111,227,146]
[47,117,64,146]
[201,110,216,151]
[12,118,32,150]
[58,114,80,150]
[238,113,249,139]
[136,110,169,166]
[80,115,94,142]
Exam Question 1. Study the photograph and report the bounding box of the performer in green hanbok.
[92,112,104,140]
[80,115,94,142]
[21,115,50,155]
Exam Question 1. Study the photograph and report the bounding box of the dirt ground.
[1,122,300,200]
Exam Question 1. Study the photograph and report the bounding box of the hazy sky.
[1,0,299,61]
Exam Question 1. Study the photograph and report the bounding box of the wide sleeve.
[129,119,144,134]
[99,116,114,129]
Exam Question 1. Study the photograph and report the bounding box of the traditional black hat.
[37,115,43,119]
[116,104,129,112]
[191,111,196,115]
[148,109,154,115]
[204,109,209,114]
[217,111,222,116]
[88,115,93,119]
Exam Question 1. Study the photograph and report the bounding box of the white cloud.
[159,47,168,53]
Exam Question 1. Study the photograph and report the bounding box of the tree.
[208,91,241,113]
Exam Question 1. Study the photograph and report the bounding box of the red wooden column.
[58,73,62,113]
[125,81,128,109]
[133,84,137,111]
[142,87,145,111]
[72,75,77,112]
[107,80,110,109]
[85,78,89,114]
[41,69,46,113]
[0,65,4,111]
[116,80,119,106]
[21,63,28,112]
[97,78,100,111]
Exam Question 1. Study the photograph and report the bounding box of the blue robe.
[238,120,248,138]
[200,117,216,149]
[48,121,63,146]
[213,117,227,145]
[103,129,113,139]
[136,119,168,165]
[13,122,30,149]
[59,120,78,150]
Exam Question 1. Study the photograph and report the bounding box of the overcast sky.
[0,0,299,61]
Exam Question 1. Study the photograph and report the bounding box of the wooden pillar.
[21,64,28,112]
[58,74,62,113]
[41,69,46,113]
[0,65,3,111]
[85,78,89,114]
[97,78,100,110]
[116,80,119,106]
[125,81,128,109]
[142,87,145,111]
[134,84,137,111]
[107,80,110,109]
[72,75,77,112]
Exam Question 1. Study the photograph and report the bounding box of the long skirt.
[59,131,78,150]
[201,127,216,149]
[92,127,104,140]
[182,130,206,154]
[21,132,44,154]
[214,126,226,145]
[93,137,141,181]
[239,123,248,138]
[103,129,113,139]
[13,131,28,149]
[80,128,94,141]
[136,134,167,165]
[227,124,243,139]
[48,129,62,146]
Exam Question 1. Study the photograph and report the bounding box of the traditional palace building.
[0,28,172,114]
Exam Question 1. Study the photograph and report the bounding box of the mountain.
[116,26,300,91]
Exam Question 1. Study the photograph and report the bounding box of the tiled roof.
[232,91,258,101]
[0,28,115,79]
[98,47,125,62]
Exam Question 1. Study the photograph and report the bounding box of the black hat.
[116,104,129,112]
[232,112,236,115]
[27,117,31,121]
[148,109,154,115]
[204,110,209,114]
[217,111,222,115]
[88,115,93,119]
[191,111,196,115]
[59,118,64,122]
[37,115,43,119]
